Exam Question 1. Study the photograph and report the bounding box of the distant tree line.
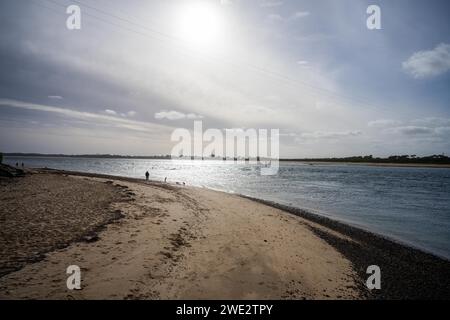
[3,153,450,164]
[284,154,450,164]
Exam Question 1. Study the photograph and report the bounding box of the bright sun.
[176,2,224,51]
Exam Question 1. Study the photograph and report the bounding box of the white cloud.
[154,110,203,120]
[368,119,402,127]
[105,109,137,118]
[186,113,204,119]
[0,99,171,134]
[267,11,309,23]
[260,1,283,7]
[377,118,450,139]
[392,126,434,135]
[155,110,184,120]
[411,117,450,127]
[290,11,310,20]
[385,125,450,137]
[104,109,117,115]
[299,130,362,139]
[402,43,450,79]
[48,95,63,99]
[296,60,309,66]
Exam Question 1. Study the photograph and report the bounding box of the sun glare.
[176,2,224,51]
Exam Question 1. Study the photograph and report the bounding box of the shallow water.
[5,156,450,259]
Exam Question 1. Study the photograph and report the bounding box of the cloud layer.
[1,1,449,157]
[154,110,204,121]
[402,43,450,79]
[0,99,170,134]
[370,117,450,139]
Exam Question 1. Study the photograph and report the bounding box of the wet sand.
[0,170,449,299]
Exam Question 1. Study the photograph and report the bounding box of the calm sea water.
[5,156,450,259]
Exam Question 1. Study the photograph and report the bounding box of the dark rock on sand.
[0,164,25,178]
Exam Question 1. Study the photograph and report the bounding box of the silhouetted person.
[15,162,18,167]
[164,177,167,183]
[21,162,24,168]
[145,171,149,181]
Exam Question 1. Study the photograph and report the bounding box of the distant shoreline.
[4,154,450,169]
[284,161,450,169]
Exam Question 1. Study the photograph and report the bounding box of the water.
[5,156,450,259]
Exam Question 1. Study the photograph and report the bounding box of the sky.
[0,0,449,157]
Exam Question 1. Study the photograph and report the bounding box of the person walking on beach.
[145,171,149,181]
[164,177,167,183]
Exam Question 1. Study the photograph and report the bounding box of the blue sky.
[0,0,449,157]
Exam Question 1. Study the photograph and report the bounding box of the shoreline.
[5,156,450,169]
[241,196,450,298]
[37,167,450,261]
[243,195,449,261]
[1,169,449,299]
[282,160,450,169]
[1,169,362,299]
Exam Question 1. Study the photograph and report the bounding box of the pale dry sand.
[0,172,361,299]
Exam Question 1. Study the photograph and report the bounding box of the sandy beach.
[0,170,449,300]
